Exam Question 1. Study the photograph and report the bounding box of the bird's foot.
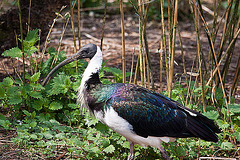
[127,153,135,160]
[158,145,170,160]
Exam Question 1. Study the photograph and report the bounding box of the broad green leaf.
[23,29,39,49]
[2,47,22,58]
[216,120,229,129]
[7,87,22,105]
[229,104,240,114]
[30,72,41,82]
[55,133,65,139]
[30,134,38,140]
[50,119,60,126]
[2,77,13,87]
[43,132,53,139]
[0,86,5,98]
[0,119,10,129]
[49,102,63,110]
[176,146,187,156]
[25,46,38,56]
[23,110,31,117]
[203,110,219,120]
[221,141,233,150]
[103,144,115,153]
[29,91,43,99]
[32,100,43,110]
[234,131,240,142]
[29,121,37,128]
[68,103,77,109]
[48,74,71,95]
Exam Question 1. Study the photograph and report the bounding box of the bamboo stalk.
[138,0,144,86]
[78,0,81,49]
[231,54,240,98]
[100,0,107,50]
[120,0,126,83]
[196,4,237,144]
[177,26,189,105]
[193,0,206,112]
[70,0,77,53]
[18,0,25,84]
[159,35,163,92]
[129,48,135,84]
[167,0,172,96]
[168,0,178,97]
[70,0,78,74]
[160,0,168,90]
[27,0,31,32]
[51,14,70,68]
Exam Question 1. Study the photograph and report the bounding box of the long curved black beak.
[42,49,84,86]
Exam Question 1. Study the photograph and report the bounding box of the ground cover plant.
[0,0,240,159]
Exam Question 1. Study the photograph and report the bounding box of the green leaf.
[2,77,13,87]
[176,146,187,156]
[0,119,10,129]
[229,104,240,114]
[32,100,43,110]
[23,110,31,117]
[48,74,71,95]
[30,72,41,82]
[30,134,38,140]
[29,121,37,128]
[23,29,39,49]
[43,132,53,139]
[7,87,22,105]
[216,120,229,129]
[221,141,233,150]
[234,131,240,142]
[0,86,5,98]
[55,133,65,139]
[68,103,77,109]
[2,47,22,58]
[25,46,38,56]
[103,144,115,153]
[49,102,63,110]
[203,110,219,120]
[29,91,43,99]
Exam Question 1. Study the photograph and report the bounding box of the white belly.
[94,107,175,148]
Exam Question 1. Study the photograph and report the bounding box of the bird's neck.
[77,46,102,108]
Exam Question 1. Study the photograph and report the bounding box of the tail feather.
[187,115,220,142]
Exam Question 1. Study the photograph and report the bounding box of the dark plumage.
[42,44,220,160]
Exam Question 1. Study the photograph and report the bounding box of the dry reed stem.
[78,0,81,49]
[129,48,135,84]
[40,6,66,71]
[160,0,168,91]
[193,0,206,112]
[120,0,126,83]
[168,0,178,97]
[27,0,31,32]
[18,0,25,83]
[196,4,236,144]
[138,0,144,86]
[159,32,163,92]
[70,0,77,53]
[51,13,70,68]
[100,0,107,50]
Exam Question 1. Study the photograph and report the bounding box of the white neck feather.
[77,46,102,109]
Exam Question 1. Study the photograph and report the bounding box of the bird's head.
[42,43,98,86]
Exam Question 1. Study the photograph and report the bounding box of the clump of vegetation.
[0,0,240,159]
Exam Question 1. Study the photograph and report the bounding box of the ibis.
[42,43,220,160]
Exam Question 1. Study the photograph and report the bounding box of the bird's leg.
[158,145,170,160]
[127,141,135,160]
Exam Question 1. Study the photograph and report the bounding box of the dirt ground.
[0,1,240,159]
